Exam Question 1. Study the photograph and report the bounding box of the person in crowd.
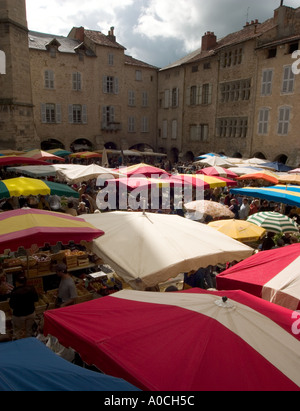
[65,201,78,216]
[9,274,39,339]
[259,200,271,212]
[37,195,50,210]
[249,199,260,216]
[77,201,90,215]
[261,232,275,251]
[0,273,14,301]
[55,263,78,308]
[239,197,250,220]
[229,198,240,219]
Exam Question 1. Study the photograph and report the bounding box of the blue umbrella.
[260,162,292,172]
[230,185,300,207]
[0,338,140,391]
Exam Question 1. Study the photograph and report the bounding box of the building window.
[222,48,243,67]
[69,104,87,124]
[45,70,54,89]
[128,116,135,132]
[202,83,212,104]
[267,48,277,59]
[141,117,149,133]
[278,106,291,135]
[171,88,179,107]
[41,103,61,124]
[220,79,250,102]
[0,50,6,74]
[102,106,118,130]
[164,89,170,108]
[72,72,82,91]
[282,65,295,94]
[258,108,270,135]
[192,65,198,73]
[142,91,148,107]
[102,76,119,94]
[108,53,114,66]
[289,43,298,54]
[135,70,142,81]
[128,90,135,106]
[203,62,211,70]
[189,124,209,142]
[217,117,248,138]
[261,69,273,96]
[190,86,197,105]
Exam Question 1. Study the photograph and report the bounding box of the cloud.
[25,0,300,68]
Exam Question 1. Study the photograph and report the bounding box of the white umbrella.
[56,164,121,184]
[194,156,234,168]
[81,211,253,290]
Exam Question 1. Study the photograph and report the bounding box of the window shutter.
[68,105,73,123]
[103,76,107,93]
[208,84,213,104]
[114,77,119,94]
[186,87,191,106]
[102,107,107,127]
[110,106,115,123]
[56,104,61,123]
[198,85,203,105]
[82,105,87,124]
[72,73,77,90]
[41,103,46,123]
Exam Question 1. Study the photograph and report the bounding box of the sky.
[25,0,300,68]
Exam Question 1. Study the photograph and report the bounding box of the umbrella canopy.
[0,157,49,166]
[0,338,138,391]
[260,162,292,172]
[80,211,253,290]
[102,176,183,192]
[47,149,72,157]
[208,219,266,243]
[171,174,236,188]
[197,166,238,179]
[247,211,299,234]
[184,200,235,220]
[6,165,74,178]
[216,243,300,311]
[278,174,300,185]
[113,163,169,177]
[236,171,279,185]
[0,208,104,253]
[43,288,300,391]
[22,149,65,162]
[0,177,79,200]
[56,164,121,184]
[194,156,234,168]
[69,151,102,159]
[227,166,264,176]
[230,185,300,207]
[289,168,300,174]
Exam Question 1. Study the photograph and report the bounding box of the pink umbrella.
[197,166,238,179]
[44,288,300,391]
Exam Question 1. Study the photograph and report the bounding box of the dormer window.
[45,38,61,58]
[74,43,87,62]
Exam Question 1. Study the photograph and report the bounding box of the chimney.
[74,26,85,42]
[107,26,116,42]
[202,31,217,51]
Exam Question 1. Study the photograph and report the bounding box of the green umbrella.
[247,211,299,234]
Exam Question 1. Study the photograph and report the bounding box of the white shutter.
[56,104,61,123]
[68,105,73,123]
[82,105,87,124]
[208,84,213,104]
[114,77,119,94]
[103,76,107,93]
[198,85,202,105]
[41,103,46,123]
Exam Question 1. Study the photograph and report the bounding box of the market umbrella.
[289,168,300,174]
[6,165,74,178]
[0,157,50,166]
[0,177,79,200]
[227,166,264,176]
[260,162,292,172]
[216,243,300,311]
[0,208,104,253]
[184,200,235,220]
[22,149,65,163]
[236,170,279,185]
[197,166,238,179]
[278,174,300,185]
[171,174,236,188]
[56,164,121,184]
[247,211,299,234]
[194,156,234,168]
[0,338,139,391]
[47,149,72,158]
[80,211,253,290]
[113,163,170,178]
[230,185,300,207]
[69,151,102,159]
[43,288,300,391]
[208,219,266,243]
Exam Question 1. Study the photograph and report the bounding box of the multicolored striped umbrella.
[69,151,102,159]
[113,163,169,177]
[247,211,299,234]
[197,166,238,179]
[0,208,104,253]
[0,177,79,199]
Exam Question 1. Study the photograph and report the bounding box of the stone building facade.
[1,1,300,166]
[157,5,300,166]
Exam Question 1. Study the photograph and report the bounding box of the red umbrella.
[197,166,238,179]
[44,288,300,391]
[217,243,300,311]
[113,163,169,178]
[0,157,49,166]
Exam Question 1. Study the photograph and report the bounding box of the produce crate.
[77,257,89,267]
[75,285,93,304]
[25,268,39,278]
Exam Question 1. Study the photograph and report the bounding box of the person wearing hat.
[56,263,78,308]
[9,274,39,339]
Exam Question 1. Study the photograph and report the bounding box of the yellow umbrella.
[278,174,300,185]
[208,219,266,243]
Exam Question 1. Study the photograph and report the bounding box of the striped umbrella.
[197,166,238,179]
[247,212,299,234]
[0,177,79,200]
[0,208,104,253]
